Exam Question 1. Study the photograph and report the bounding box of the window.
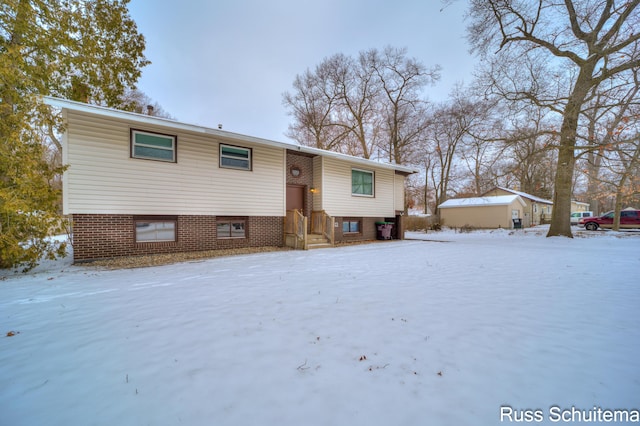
[135,217,177,242]
[352,169,374,196]
[220,144,252,170]
[533,204,538,213]
[217,218,247,239]
[343,219,360,234]
[131,129,176,162]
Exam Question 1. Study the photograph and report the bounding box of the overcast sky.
[127,0,476,142]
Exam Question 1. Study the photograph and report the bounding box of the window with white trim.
[342,219,360,234]
[134,217,177,242]
[220,144,252,170]
[352,169,374,196]
[131,129,176,162]
[217,218,247,239]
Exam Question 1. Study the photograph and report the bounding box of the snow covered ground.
[1,227,639,426]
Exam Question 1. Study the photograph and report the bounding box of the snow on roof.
[438,194,525,208]
[494,187,553,205]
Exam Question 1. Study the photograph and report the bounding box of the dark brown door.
[286,185,305,211]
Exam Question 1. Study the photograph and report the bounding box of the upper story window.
[131,129,176,162]
[352,168,374,197]
[220,144,252,170]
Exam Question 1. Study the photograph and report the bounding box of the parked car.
[579,210,640,230]
[570,211,593,225]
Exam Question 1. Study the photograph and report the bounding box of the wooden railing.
[311,210,335,246]
[285,209,307,249]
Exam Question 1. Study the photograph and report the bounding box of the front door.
[286,185,305,212]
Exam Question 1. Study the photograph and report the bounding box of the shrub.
[459,224,475,233]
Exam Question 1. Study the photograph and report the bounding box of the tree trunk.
[547,66,596,238]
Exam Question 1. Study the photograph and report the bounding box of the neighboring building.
[482,187,553,226]
[571,200,590,213]
[438,195,526,229]
[45,97,416,261]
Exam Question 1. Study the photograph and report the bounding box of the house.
[571,200,590,213]
[482,187,553,226]
[438,195,526,229]
[44,97,416,262]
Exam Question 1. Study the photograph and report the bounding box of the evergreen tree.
[1,0,149,270]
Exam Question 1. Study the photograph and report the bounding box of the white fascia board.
[296,145,419,174]
[43,96,418,175]
[43,96,297,151]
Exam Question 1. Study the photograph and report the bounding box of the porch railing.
[285,209,307,249]
[311,210,335,246]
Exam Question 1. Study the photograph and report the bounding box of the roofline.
[438,195,527,208]
[42,96,419,174]
[483,186,553,205]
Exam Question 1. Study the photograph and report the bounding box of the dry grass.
[83,246,293,270]
[82,239,388,270]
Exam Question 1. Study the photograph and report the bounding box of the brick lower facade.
[334,215,404,242]
[72,214,283,261]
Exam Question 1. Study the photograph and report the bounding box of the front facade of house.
[483,187,553,226]
[438,195,526,229]
[47,98,414,261]
[571,200,590,213]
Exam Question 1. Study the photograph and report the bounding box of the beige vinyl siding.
[320,157,395,217]
[64,111,284,215]
[394,174,405,212]
[440,201,523,229]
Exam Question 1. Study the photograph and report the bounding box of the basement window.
[343,219,360,234]
[134,217,177,242]
[217,217,247,239]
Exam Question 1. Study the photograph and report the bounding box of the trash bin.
[376,221,394,240]
[512,218,522,229]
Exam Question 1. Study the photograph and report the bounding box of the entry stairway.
[306,233,332,249]
[284,210,335,250]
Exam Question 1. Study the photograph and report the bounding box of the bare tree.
[499,106,558,198]
[370,46,440,164]
[426,91,485,217]
[283,47,439,163]
[456,95,508,195]
[283,60,351,152]
[466,0,640,237]
[119,88,174,119]
[584,113,640,229]
[579,70,640,214]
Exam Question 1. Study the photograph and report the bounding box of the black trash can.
[512,218,522,229]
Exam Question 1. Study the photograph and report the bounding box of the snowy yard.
[1,227,639,425]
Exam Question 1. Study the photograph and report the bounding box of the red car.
[579,210,640,230]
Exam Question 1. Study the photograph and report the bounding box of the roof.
[486,187,553,205]
[572,200,589,206]
[438,195,526,209]
[42,96,419,174]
